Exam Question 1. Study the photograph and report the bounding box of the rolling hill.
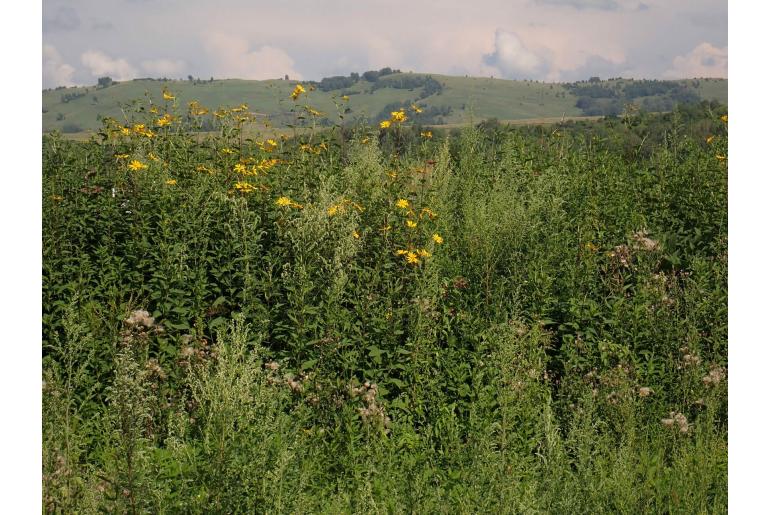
[42,72,727,135]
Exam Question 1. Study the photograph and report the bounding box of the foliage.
[42,91,728,512]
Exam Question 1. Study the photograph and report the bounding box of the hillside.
[42,72,727,134]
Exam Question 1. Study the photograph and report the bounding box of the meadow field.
[42,88,728,513]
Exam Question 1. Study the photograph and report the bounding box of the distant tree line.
[566,79,709,116]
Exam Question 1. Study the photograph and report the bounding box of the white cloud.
[664,42,727,79]
[141,58,187,77]
[483,30,543,78]
[202,32,302,80]
[80,50,137,81]
[42,44,76,88]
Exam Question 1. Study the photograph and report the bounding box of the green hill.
[42,72,727,134]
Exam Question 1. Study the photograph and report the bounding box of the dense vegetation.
[42,89,728,513]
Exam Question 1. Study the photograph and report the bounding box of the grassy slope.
[42,73,728,133]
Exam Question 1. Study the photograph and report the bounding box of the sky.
[43,0,727,88]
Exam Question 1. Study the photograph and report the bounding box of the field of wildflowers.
[42,86,727,513]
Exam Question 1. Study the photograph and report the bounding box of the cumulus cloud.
[202,33,302,80]
[663,42,727,79]
[81,50,138,81]
[43,6,81,32]
[483,30,544,79]
[141,58,187,77]
[43,45,76,88]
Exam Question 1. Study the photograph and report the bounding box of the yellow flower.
[163,89,175,101]
[411,104,423,113]
[342,95,350,101]
[417,249,431,258]
[148,152,159,162]
[221,147,235,155]
[720,114,728,123]
[156,114,173,127]
[352,230,361,239]
[234,163,247,174]
[406,220,417,229]
[327,204,342,216]
[234,181,257,193]
[715,154,726,161]
[395,249,409,256]
[396,198,410,209]
[128,160,148,171]
[120,127,131,136]
[405,251,420,265]
[291,84,306,100]
[432,233,443,245]
[196,165,213,173]
[165,179,177,185]
[276,196,302,208]
[420,131,433,139]
[391,110,407,123]
[51,195,64,201]
[380,225,392,233]
[380,120,392,129]
[706,135,715,144]
[114,153,130,160]
[149,106,159,114]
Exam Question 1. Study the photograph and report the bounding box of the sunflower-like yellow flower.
[380,120,392,129]
[291,84,306,100]
[411,104,423,113]
[234,181,257,193]
[715,154,726,161]
[391,110,407,123]
[396,198,410,209]
[163,89,175,101]
[276,196,303,208]
[720,114,728,123]
[128,160,148,171]
[156,113,173,127]
[149,106,159,114]
[417,249,431,258]
[405,251,420,265]
[165,179,177,185]
[706,135,715,144]
[395,249,409,256]
[420,208,437,219]
[352,230,361,239]
[420,131,433,139]
[234,163,247,174]
[114,153,130,160]
[342,95,350,101]
[432,233,444,245]
[406,220,417,229]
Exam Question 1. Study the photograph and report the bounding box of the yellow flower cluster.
[276,196,303,209]
[300,142,328,154]
[132,123,155,138]
[395,248,432,265]
[234,181,257,193]
[420,131,433,139]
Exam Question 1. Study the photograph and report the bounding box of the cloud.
[81,50,138,81]
[141,58,187,77]
[43,6,81,32]
[483,30,544,79]
[534,0,619,10]
[663,42,727,79]
[202,32,302,80]
[43,45,77,88]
